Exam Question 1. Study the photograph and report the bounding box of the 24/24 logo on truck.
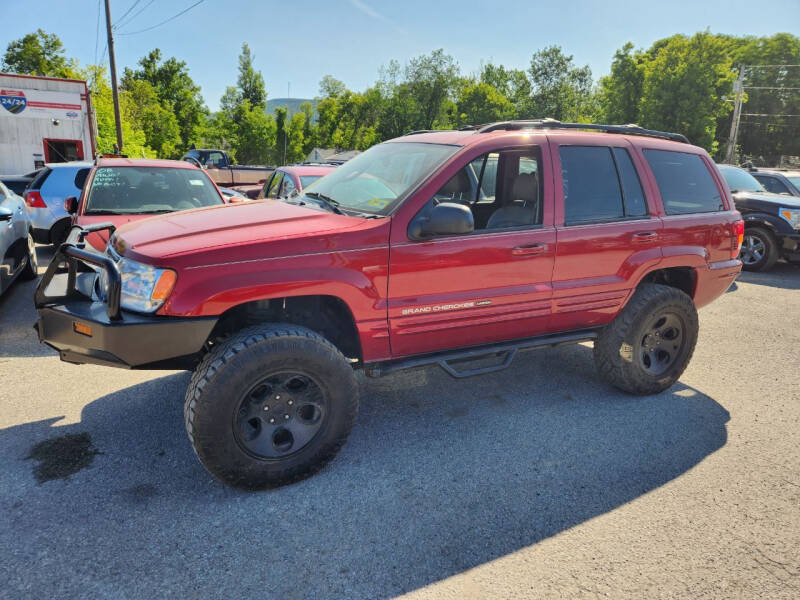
[0,89,27,114]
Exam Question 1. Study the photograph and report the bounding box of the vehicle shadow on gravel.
[0,344,729,599]
[736,261,800,290]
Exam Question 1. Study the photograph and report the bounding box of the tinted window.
[612,148,647,217]
[645,150,723,214]
[3,180,28,195]
[280,176,296,197]
[717,165,763,193]
[29,167,51,190]
[561,146,623,223]
[41,166,84,196]
[754,175,790,195]
[74,168,90,190]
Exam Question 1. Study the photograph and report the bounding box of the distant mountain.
[266,98,316,119]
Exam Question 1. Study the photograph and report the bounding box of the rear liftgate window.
[643,149,723,214]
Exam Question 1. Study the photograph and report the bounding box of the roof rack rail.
[475,119,690,143]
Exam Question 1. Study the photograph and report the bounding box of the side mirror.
[226,195,245,204]
[0,206,13,222]
[64,196,79,214]
[409,202,474,240]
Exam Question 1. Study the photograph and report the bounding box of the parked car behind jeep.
[35,120,743,490]
[24,162,91,246]
[718,164,800,271]
[65,157,228,251]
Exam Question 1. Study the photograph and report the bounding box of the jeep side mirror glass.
[64,196,78,214]
[409,202,474,239]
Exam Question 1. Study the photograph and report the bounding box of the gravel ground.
[0,247,798,599]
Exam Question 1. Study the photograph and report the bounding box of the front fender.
[742,212,794,236]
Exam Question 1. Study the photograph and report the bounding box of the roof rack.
[473,119,690,144]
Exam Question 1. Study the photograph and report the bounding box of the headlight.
[99,255,177,313]
[779,207,800,229]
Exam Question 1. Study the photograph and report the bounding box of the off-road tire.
[184,324,358,489]
[593,283,698,395]
[740,226,778,272]
[20,233,38,280]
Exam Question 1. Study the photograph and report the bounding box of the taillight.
[25,191,47,208]
[732,220,744,259]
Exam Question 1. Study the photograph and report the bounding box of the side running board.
[365,329,600,379]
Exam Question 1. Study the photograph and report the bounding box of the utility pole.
[283,81,290,166]
[104,0,124,153]
[726,65,745,164]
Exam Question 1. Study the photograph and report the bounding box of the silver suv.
[24,162,91,245]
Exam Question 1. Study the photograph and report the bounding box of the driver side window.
[421,147,542,231]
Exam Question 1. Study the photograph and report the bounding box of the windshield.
[85,166,224,215]
[295,142,459,215]
[788,176,800,191]
[299,175,324,188]
[718,165,765,193]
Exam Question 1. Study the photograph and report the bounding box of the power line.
[93,0,102,64]
[113,0,142,28]
[114,0,156,29]
[117,0,205,36]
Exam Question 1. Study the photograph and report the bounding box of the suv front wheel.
[594,283,698,395]
[184,324,359,489]
[739,226,778,272]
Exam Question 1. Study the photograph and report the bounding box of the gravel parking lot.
[1,247,798,599]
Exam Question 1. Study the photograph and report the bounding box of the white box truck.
[0,73,96,175]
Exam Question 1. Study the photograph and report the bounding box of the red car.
[36,120,742,489]
[65,157,227,251]
[258,164,337,199]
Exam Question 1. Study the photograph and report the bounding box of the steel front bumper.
[35,296,216,369]
[34,224,216,369]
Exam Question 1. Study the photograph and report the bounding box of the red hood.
[112,200,363,263]
[77,214,157,251]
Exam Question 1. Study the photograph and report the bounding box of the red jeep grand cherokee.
[35,120,743,489]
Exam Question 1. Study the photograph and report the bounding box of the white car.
[0,180,37,295]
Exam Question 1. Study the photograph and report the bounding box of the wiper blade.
[304,191,343,215]
[84,210,126,215]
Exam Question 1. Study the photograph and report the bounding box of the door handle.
[511,243,547,256]
[631,231,658,243]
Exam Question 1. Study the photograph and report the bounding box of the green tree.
[528,46,594,121]
[233,100,276,165]
[1,29,77,78]
[598,42,644,124]
[403,49,459,129]
[122,49,207,151]
[455,80,514,127]
[123,79,182,157]
[237,43,266,109]
[300,101,316,155]
[480,62,531,118]
[638,33,735,152]
[82,65,153,157]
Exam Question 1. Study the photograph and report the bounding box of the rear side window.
[29,168,51,190]
[755,175,790,195]
[644,150,723,214]
[74,168,90,190]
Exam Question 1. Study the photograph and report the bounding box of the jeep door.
[549,136,664,332]
[388,142,556,357]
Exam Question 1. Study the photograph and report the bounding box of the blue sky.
[2,0,798,111]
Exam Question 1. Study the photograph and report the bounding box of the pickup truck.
[181,148,274,188]
[35,120,743,490]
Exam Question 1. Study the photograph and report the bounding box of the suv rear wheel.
[594,283,698,395]
[739,226,778,272]
[184,325,358,489]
